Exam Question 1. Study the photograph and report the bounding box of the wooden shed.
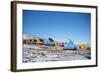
[23,39,33,44]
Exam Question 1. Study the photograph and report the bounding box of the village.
[22,34,91,63]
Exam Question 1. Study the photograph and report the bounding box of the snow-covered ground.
[22,44,91,63]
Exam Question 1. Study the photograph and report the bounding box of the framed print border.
[11,1,98,72]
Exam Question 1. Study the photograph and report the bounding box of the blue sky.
[23,10,91,44]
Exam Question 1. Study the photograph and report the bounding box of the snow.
[22,44,91,63]
[23,44,43,49]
